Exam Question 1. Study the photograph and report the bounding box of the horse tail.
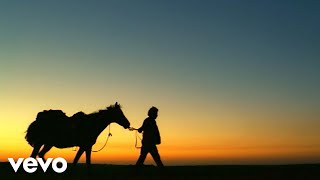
[25,120,40,147]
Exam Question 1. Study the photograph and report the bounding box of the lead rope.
[92,124,112,152]
[72,124,112,152]
[135,130,142,149]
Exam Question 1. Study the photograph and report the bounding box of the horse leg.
[30,144,42,158]
[73,147,85,166]
[85,147,92,174]
[38,144,53,160]
[85,147,92,166]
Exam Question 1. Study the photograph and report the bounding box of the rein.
[134,130,142,149]
[72,125,142,152]
[92,124,112,152]
[72,124,112,152]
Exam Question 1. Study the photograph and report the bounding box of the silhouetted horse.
[25,102,130,166]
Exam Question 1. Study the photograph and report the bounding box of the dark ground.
[1,162,319,180]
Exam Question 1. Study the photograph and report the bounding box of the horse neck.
[90,112,113,138]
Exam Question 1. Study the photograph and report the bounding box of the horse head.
[104,102,130,129]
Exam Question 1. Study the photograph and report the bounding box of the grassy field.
[1,162,319,180]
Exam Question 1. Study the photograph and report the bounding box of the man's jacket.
[138,117,161,145]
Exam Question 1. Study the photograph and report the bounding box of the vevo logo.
[8,157,67,173]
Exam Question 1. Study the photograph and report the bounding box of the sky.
[0,0,320,165]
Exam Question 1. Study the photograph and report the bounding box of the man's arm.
[138,120,147,133]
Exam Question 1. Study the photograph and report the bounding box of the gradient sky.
[1,0,320,165]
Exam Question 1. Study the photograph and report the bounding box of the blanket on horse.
[26,110,89,147]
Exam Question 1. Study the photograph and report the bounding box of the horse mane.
[89,103,122,116]
[107,103,122,109]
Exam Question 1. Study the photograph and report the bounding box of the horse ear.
[115,102,118,106]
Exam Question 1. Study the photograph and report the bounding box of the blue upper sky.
[1,0,319,110]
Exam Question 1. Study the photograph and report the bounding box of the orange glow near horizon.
[1,104,320,165]
[1,68,320,165]
[2,140,320,165]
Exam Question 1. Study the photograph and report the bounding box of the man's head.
[148,106,158,119]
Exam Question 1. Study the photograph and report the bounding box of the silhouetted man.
[134,106,164,167]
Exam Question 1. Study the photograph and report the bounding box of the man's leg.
[150,145,164,167]
[136,145,149,166]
